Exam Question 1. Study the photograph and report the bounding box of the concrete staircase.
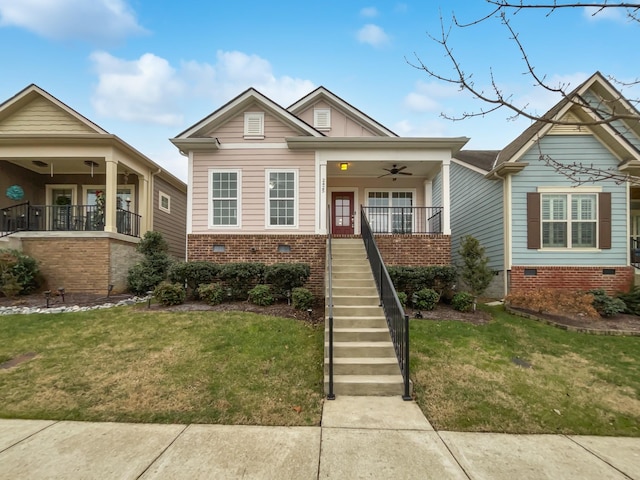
[324,238,406,396]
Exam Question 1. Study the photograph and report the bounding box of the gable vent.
[244,112,264,138]
[314,109,331,130]
[549,112,590,135]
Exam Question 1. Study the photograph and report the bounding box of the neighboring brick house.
[447,72,639,297]
[171,87,467,297]
[0,85,187,293]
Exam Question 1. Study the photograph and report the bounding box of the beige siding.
[204,104,301,143]
[191,149,316,234]
[0,97,96,134]
[153,176,187,259]
[295,99,378,137]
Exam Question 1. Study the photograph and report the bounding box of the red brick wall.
[188,234,326,297]
[375,234,451,266]
[510,266,634,295]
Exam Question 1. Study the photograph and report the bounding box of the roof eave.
[485,162,529,179]
[286,136,470,153]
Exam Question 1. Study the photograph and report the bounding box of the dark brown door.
[332,192,354,235]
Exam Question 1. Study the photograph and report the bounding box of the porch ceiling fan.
[378,164,413,178]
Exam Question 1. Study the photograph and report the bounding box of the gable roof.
[173,88,323,142]
[288,86,398,137]
[492,71,640,172]
[454,150,500,172]
[0,84,108,134]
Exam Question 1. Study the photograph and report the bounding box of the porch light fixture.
[123,170,129,184]
[84,160,99,177]
[340,163,348,171]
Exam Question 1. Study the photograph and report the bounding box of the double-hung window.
[541,193,597,248]
[366,190,414,233]
[210,169,240,227]
[267,170,297,227]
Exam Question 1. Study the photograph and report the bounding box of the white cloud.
[357,24,390,47]
[0,0,146,43]
[583,6,628,23]
[360,7,379,18]
[393,119,448,137]
[90,50,316,126]
[91,51,185,126]
[515,72,590,116]
[403,81,462,113]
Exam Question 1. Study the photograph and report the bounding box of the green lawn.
[410,306,640,436]
[0,307,324,426]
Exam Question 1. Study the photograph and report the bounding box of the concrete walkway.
[0,397,638,479]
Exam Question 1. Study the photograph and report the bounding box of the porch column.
[317,155,327,234]
[423,180,432,207]
[104,156,118,233]
[441,159,451,235]
[139,175,150,233]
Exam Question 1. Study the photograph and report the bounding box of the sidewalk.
[0,397,638,479]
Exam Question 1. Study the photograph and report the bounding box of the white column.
[104,155,118,233]
[441,159,451,235]
[423,180,432,207]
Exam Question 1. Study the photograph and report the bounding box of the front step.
[325,237,409,397]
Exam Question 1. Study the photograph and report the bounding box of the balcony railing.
[1,203,140,238]
[361,206,442,234]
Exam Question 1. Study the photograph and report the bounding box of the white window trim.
[537,186,601,250]
[244,112,264,139]
[82,184,136,210]
[46,184,78,205]
[158,191,171,214]
[265,169,299,229]
[209,168,242,229]
[364,188,416,234]
[314,108,331,130]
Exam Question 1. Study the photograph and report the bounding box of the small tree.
[458,235,493,303]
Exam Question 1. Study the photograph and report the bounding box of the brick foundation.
[375,234,451,266]
[188,234,327,298]
[510,266,634,295]
[19,235,139,294]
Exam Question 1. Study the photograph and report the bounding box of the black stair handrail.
[326,204,335,400]
[1,202,30,237]
[361,205,411,400]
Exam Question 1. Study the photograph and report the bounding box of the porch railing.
[361,206,411,400]
[1,203,140,238]
[361,206,442,234]
[631,236,640,268]
[326,204,335,400]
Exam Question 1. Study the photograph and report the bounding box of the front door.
[332,192,354,235]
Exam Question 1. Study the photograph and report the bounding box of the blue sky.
[0,0,637,182]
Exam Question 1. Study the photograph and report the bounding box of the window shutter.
[599,192,611,249]
[527,192,541,249]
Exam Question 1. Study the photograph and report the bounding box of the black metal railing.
[361,206,411,400]
[361,206,443,234]
[631,237,640,268]
[1,204,141,238]
[326,204,335,400]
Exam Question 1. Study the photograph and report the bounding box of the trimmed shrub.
[197,282,224,306]
[506,288,600,319]
[397,291,408,308]
[292,287,314,310]
[263,263,310,297]
[0,249,41,296]
[588,289,626,318]
[219,262,265,300]
[127,231,172,295]
[153,282,185,306]
[413,288,440,311]
[168,261,219,299]
[249,284,275,306]
[452,292,475,312]
[617,286,640,316]
[388,265,457,300]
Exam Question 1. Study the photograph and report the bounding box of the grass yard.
[0,307,324,426]
[411,306,640,437]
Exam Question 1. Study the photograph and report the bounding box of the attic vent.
[314,109,331,130]
[549,112,590,135]
[244,112,264,138]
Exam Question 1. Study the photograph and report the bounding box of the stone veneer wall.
[20,235,139,294]
[188,234,327,298]
[510,266,634,296]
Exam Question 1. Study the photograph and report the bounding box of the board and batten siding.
[191,149,316,234]
[511,134,628,266]
[294,99,378,137]
[204,106,300,144]
[0,97,96,134]
[449,161,504,270]
[153,175,187,259]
